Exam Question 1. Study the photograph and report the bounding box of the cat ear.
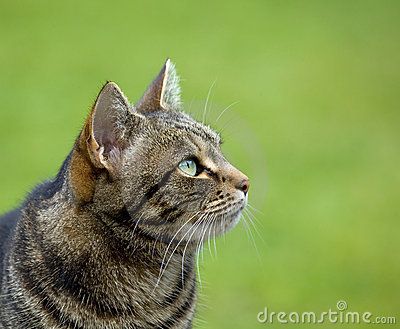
[70,82,133,203]
[86,82,132,169]
[136,59,181,113]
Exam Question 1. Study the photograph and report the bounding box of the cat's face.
[80,60,248,245]
[119,110,248,244]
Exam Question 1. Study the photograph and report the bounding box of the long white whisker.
[131,213,143,235]
[195,219,206,287]
[243,208,264,243]
[155,212,201,289]
[200,216,212,263]
[156,223,196,291]
[151,210,179,257]
[202,80,216,124]
[212,219,218,258]
[247,203,264,215]
[218,116,239,136]
[245,205,264,227]
[215,101,239,123]
[222,213,226,244]
[241,214,252,242]
[203,216,213,260]
[159,212,199,274]
[181,215,205,284]
[207,215,215,259]
[188,215,208,288]
[242,213,262,261]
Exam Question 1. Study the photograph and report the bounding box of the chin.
[213,201,246,237]
[220,208,244,235]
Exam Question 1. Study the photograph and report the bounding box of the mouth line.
[202,200,246,217]
[202,203,245,230]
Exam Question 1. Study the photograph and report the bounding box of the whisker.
[241,214,252,242]
[195,218,206,287]
[215,101,239,123]
[245,204,265,228]
[151,209,180,256]
[243,208,264,243]
[200,216,212,262]
[218,115,240,137]
[160,212,198,271]
[222,213,227,244]
[212,219,218,258]
[207,215,215,260]
[191,216,209,288]
[181,216,204,284]
[247,203,264,215]
[242,213,262,262]
[155,212,201,290]
[202,80,216,124]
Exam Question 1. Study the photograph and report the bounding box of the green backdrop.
[0,1,399,328]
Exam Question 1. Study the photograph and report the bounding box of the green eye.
[178,159,197,176]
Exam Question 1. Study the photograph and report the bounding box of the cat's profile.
[0,60,249,328]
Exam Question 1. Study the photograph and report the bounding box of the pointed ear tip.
[100,81,124,94]
[159,59,170,74]
[155,59,174,79]
[104,81,119,88]
[164,58,176,70]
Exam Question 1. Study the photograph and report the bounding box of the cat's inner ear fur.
[136,59,181,113]
[87,82,132,170]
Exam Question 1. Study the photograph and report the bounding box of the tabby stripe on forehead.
[163,117,219,142]
[170,123,210,140]
[156,115,213,138]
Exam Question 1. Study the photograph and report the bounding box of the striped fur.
[0,60,249,328]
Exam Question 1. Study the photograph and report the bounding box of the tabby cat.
[0,60,249,328]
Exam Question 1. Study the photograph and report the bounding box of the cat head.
[71,60,249,245]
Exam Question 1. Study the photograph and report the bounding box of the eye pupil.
[179,159,198,176]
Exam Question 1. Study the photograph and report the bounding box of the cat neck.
[10,180,198,327]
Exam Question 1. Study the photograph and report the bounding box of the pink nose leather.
[236,178,250,195]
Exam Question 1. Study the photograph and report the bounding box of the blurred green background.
[0,1,399,328]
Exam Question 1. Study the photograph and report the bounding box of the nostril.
[237,178,250,195]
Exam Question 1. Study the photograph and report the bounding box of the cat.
[0,60,249,328]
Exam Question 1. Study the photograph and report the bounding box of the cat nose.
[235,178,250,195]
[223,162,249,195]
